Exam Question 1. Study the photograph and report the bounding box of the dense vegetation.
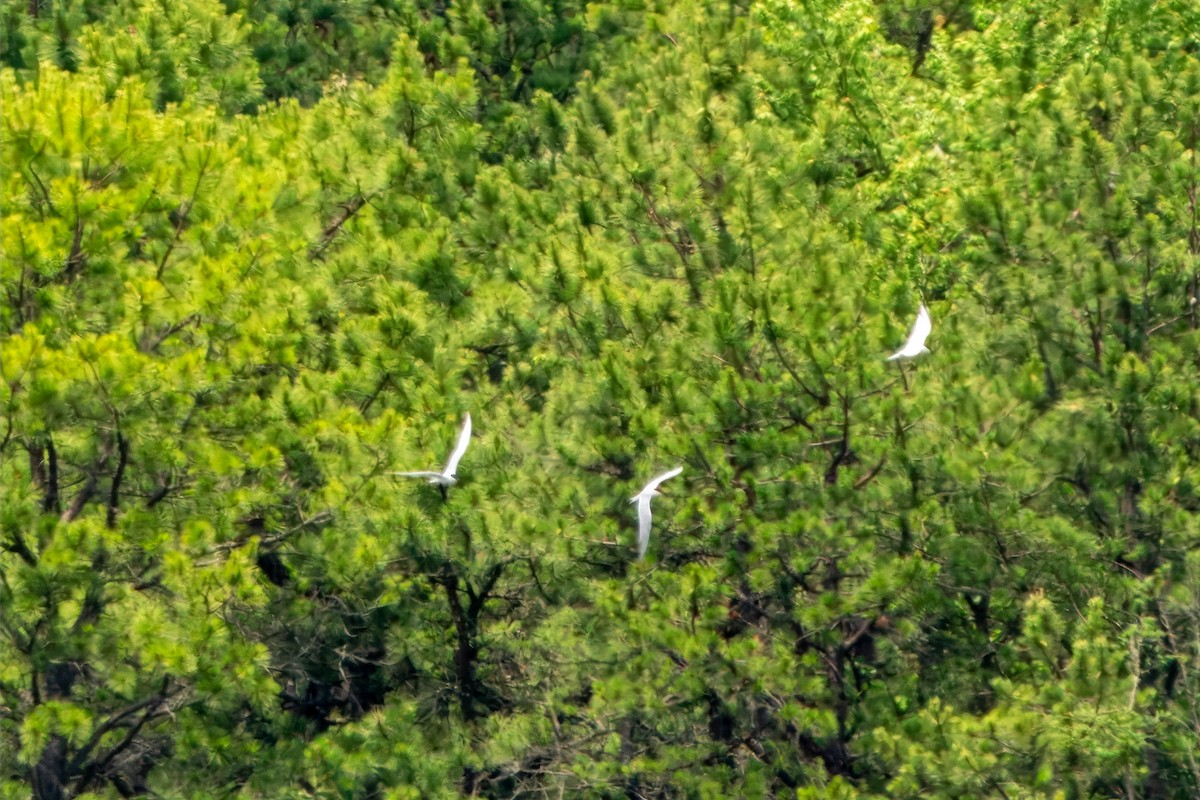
[5,0,1200,797]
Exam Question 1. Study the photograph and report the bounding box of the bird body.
[391,413,472,491]
[630,466,683,560]
[391,470,457,486]
[886,304,932,361]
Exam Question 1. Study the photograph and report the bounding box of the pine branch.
[105,433,129,529]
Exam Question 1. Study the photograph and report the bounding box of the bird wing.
[442,413,472,476]
[902,304,926,352]
[636,494,653,560]
[640,465,683,496]
[908,304,932,350]
[888,304,932,359]
[390,471,445,479]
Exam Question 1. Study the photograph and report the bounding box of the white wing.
[909,304,932,349]
[887,304,932,360]
[390,471,446,479]
[636,495,653,560]
[639,465,683,497]
[442,413,472,476]
[630,466,680,560]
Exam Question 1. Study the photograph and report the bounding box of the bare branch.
[61,443,115,524]
[156,147,215,281]
[105,433,130,529]
[71,679,176,793]
[62,213,87,282]
[852,455,887,490]
[309,194,368,260]
[68,694,161,774]
[139,313,200,354]
[197,509,334,563]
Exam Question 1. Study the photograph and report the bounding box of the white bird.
[630,466,683,560]
[390,413,472,497]
[886,304,932,361]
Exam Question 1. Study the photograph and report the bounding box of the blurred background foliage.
[5,0,1200,797]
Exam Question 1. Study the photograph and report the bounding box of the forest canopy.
[4,0,1200,797]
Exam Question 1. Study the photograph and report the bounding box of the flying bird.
[390,413,472,498]
[886,304,932,361]
[630,466,683,561]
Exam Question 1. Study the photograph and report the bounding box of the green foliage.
[4,0,1200,798]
